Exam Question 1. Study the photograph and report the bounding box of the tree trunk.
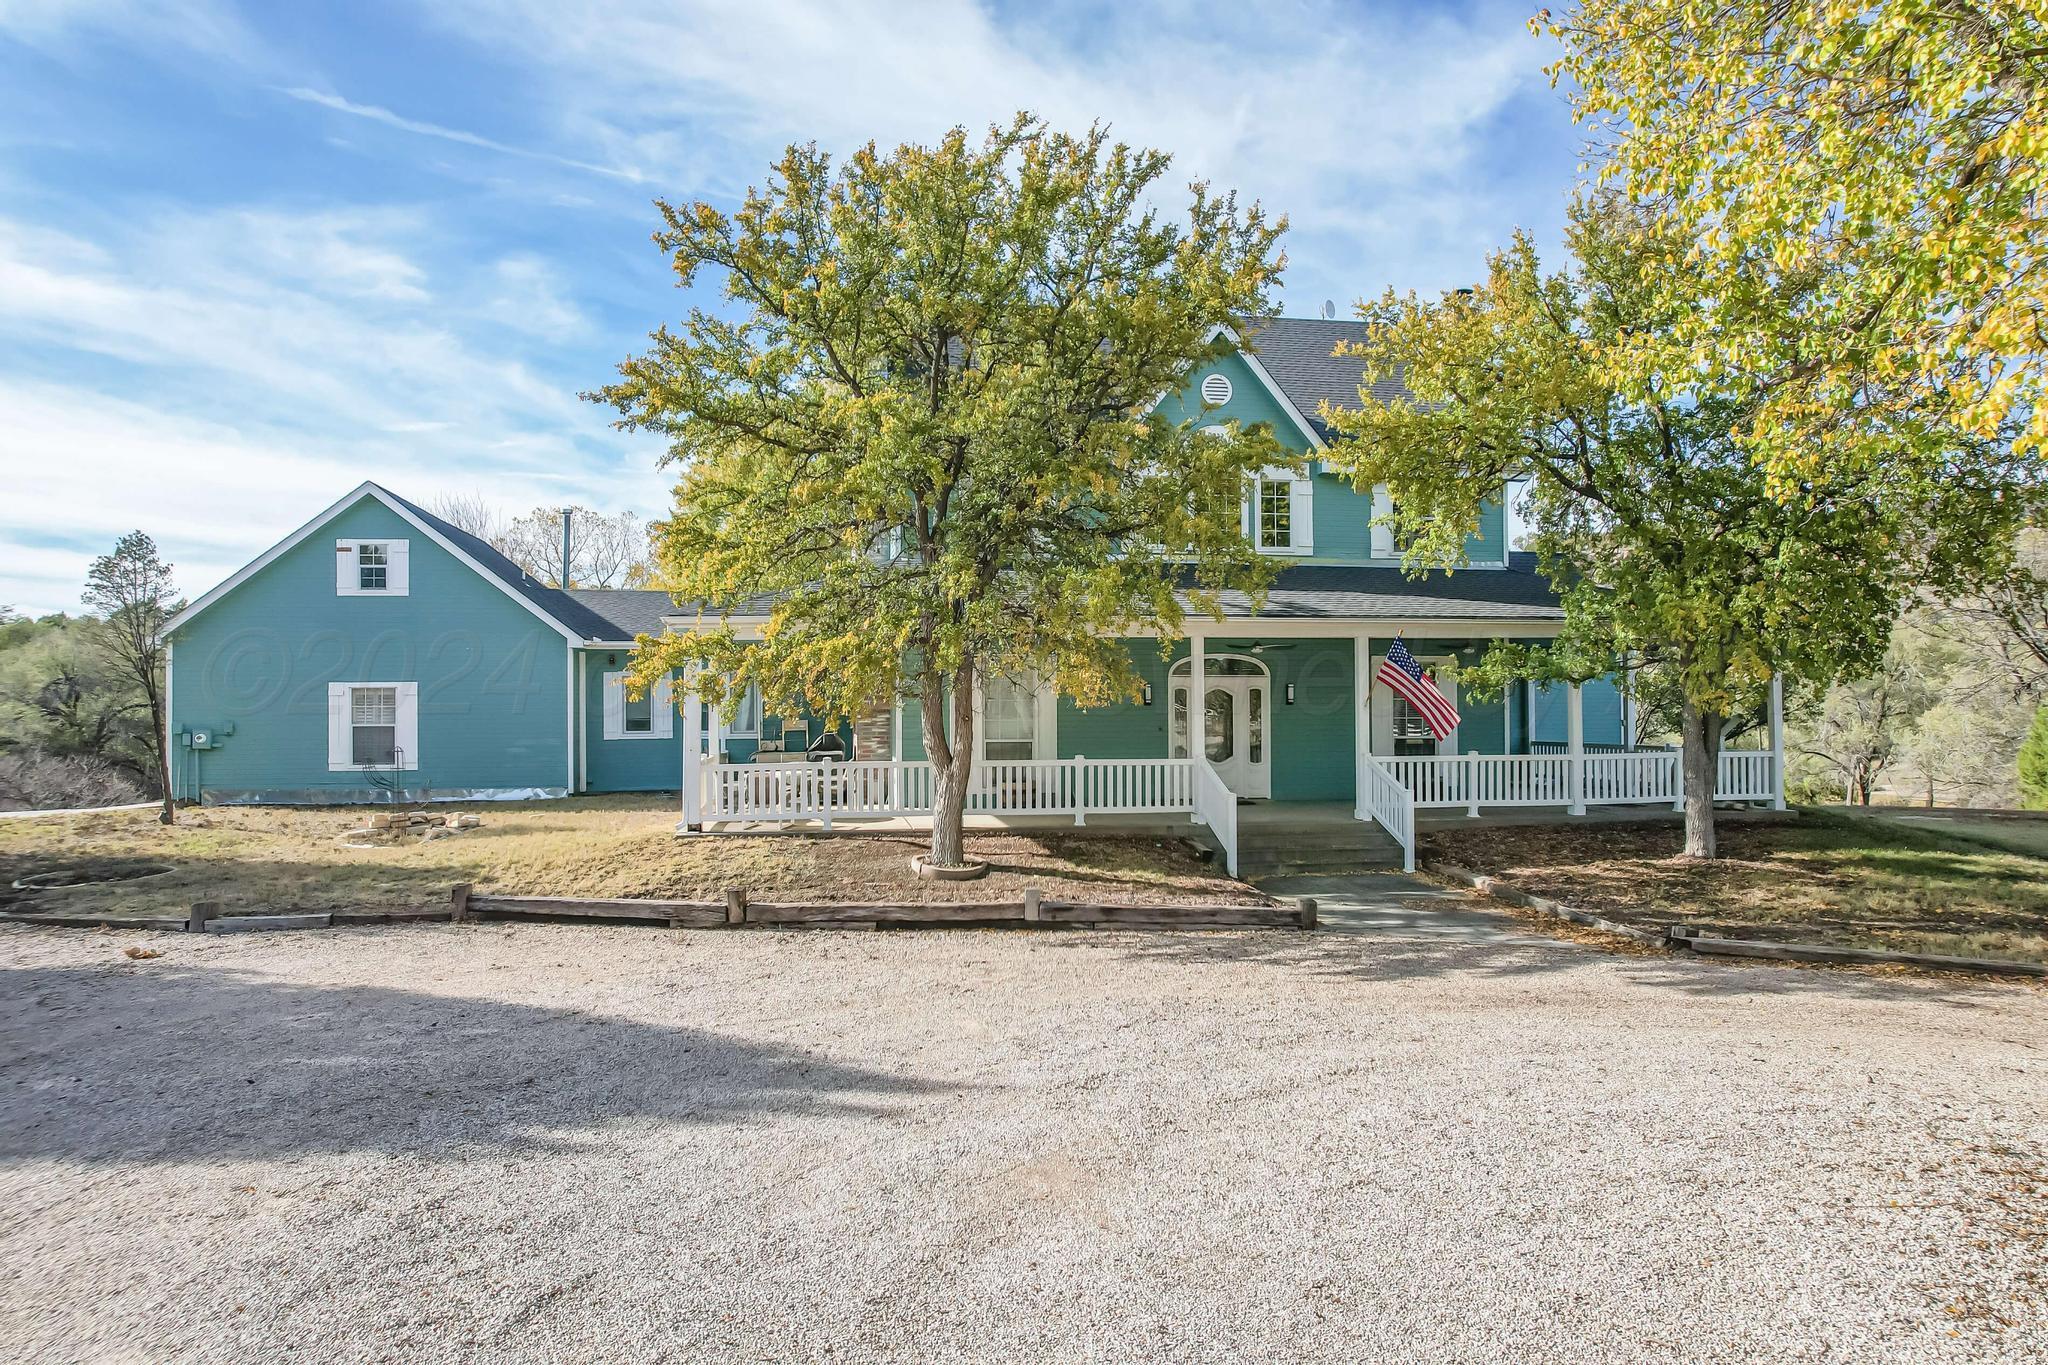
[922,658,977,867]
[145,674,174,825]
[1679,697,1721,859]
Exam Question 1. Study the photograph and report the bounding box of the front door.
[1172,677,1271,798]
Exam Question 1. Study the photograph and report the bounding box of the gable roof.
[373,488,626,641]
[1239,317,1406,442]
[164,482,596,643]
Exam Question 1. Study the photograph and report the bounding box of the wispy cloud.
[277,86,648,184]
[426,0,1566,303]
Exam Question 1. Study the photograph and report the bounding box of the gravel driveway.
[2,920,2042,1362]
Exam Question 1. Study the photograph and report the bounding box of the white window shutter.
[1370,484,1395,558]
[651,674,674,738]
[387,540,410,596]
[602,671,624,740]
[327,683,351,769]
[335,541,357,595]
[395,682,419,769]
[1289,475,1314,554]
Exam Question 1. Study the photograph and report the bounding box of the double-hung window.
[328,682,418,770]
[1248,467,1312,555]
[982,673,1045,761]
[1257,478,1292,551]
[352,687,398,765]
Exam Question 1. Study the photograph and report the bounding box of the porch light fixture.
[1286,683,1296,704]
[1142,683,1154,705]
[607,653,619,667]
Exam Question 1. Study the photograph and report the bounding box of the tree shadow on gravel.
[0,963,957,1166]
[1042,927,2028,1008]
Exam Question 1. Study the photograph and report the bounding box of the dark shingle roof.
[377,485,626,642]
[1241,316,1407,441]
[1195,553,1563,621]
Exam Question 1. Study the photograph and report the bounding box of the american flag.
[1377,638,1460,740]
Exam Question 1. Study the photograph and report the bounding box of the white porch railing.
[1190,758,1239,878]
[1382,750,1779,812]
[705,756,1195,828]
[1356,755,1416,872]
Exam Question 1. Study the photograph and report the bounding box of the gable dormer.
[1152,320,1510,569]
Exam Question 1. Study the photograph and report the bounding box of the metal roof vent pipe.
[560,507,573,589]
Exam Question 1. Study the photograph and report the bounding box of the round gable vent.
[1200,372,1233,406]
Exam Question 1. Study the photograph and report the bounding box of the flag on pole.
[1377,638,1460,740]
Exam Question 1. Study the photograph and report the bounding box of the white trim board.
[163,481,584,644]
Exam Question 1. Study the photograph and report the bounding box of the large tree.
[1321,199,2032,857]
[82,532,180,823]
[1540,1,2048,484]
[594,117,1287,866]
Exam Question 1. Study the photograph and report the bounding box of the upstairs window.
[357,542,388,591]
[336,539,409,596]
[1257,478,1292,550]
[1247,467,1313,556]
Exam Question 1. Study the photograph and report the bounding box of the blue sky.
[0,0,1579,614]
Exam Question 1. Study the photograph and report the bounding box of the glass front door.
[1172,677,1270,798]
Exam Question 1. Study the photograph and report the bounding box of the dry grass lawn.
[1422,811,2048,964]
[0,796,1258,920]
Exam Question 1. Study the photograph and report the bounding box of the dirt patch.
[1422,813,2048,964]
[0,798,1257,919]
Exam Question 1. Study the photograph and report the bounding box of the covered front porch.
[676,621,1786,876]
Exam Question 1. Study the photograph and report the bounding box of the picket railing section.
[705,756,1195,828]
[1582,751,1682,806]
[1382,750,1777,811]
[1190,758,1239,877]
[1716,750,1777,802]
[1356,756,1416,872]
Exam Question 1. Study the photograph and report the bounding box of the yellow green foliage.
[1540,0,2048,485]
[588,116,1287,858]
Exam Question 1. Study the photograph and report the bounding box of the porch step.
[1233,822,1406,876]
[1237,849,1405,876]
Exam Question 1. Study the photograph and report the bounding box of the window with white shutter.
[604,671,674,741]
[327,682,419,769]
[337,539,409,596]
[1250,467,1312,555]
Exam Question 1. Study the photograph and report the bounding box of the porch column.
[680,680,703,833]
[1769,672,1787,811]
[1189,630,1206,746]
[1566,681,1586,815]
[1352,632,1373,819]
[707,691,725,826]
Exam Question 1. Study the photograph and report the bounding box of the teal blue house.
[166,317,1766,865]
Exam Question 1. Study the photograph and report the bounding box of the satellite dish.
[1321,299,1336,320]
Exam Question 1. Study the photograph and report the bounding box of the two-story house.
[162,318,1784,871]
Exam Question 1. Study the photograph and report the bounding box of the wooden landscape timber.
[454,884,1313,931]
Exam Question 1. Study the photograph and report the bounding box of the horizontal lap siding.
[169,497,570,800]
[579,651,681,792]
[1529,677,1627,747]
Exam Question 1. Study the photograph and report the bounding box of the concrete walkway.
[1255,870,1567,943]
